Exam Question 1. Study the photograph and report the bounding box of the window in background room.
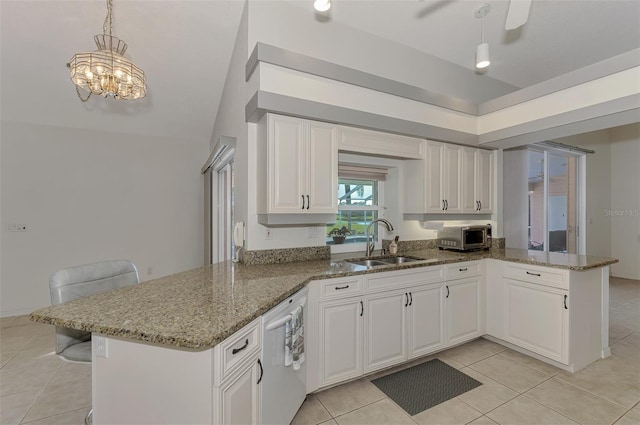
[327,165,387,253]
[527,149,582,254]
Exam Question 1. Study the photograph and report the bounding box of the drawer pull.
[459,267,468,272]
[526,271,541,277]
[334,285,350,290]
[301,195,305,210]
[306,195,310,210]
[405,293,409,307]
[564,295,568,310]
[360,301,364,317]
[232,338,249,355]
[446,285,450,298]
[409,292,413,306]
[257,359,263,384]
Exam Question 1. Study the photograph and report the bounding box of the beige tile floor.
[0,277,637,425]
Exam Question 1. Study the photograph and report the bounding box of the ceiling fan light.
[313,0,331,12]
[476,43,490,69]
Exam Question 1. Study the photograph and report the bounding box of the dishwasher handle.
[265,314,292,331]
[264,296,307,331]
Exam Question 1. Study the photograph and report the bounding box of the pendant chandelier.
[68,0,146,101]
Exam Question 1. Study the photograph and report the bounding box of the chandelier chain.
[103,0,113,37]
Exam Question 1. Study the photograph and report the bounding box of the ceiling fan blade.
[505,0,532,30]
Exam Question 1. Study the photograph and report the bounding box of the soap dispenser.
[389,236,399,255]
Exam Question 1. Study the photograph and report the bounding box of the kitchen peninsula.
[30,248,617,425]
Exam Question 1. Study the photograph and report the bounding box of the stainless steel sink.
[346,259,388,267]
[344,256,422,268]
[376,256,421,265]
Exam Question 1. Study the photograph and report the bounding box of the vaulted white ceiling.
[2,0,638,142]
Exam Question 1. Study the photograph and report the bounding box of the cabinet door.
[408,285,445,359]
[269,115,305,213]
[364,291,407,373]
[504,279,569,364]
[215,358,261,425]
[307,122,338,213]
[475,150,493,213]
[461,147,478,213]
[442,144,462,213]
[320,299,363,386]
[425,140,445,212]
[445,278,482,346]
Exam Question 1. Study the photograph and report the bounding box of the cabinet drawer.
[445,261,482,280]
[366,267,444,292]
[320,277,363,301]
[503,263,567,289]
[216,318,261,385]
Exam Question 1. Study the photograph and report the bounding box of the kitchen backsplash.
[240,246,330,265]
[240,238,506,265]
[383,238,506,252]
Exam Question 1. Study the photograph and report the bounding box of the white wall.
[502,149,529,249]
[208,3,250,261]
[609,123,640,280]
[0,121,206,317]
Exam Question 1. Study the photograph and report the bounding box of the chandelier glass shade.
[68,0,146,101]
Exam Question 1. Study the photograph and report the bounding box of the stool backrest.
[49,260,139,355]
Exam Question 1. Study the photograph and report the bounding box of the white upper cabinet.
[339,126,424,159]
[257,114,337,223]
[475,149,494,213]
[307,121,338,212]
[404,140,494,216]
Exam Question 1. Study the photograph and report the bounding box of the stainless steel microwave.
[437,225,492,251]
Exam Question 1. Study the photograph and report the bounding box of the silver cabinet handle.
[301,195,305,210]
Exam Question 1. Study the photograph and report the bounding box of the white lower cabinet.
[364,291,407,372]
[319,298,364,386]
[445,277,483,346]
[364,283,447,373]
[311,267,482,389]
[213,356,262,425]
[407,284,446,358]
[503,278,569,364]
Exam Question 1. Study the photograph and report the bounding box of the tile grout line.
[551,372,637,411]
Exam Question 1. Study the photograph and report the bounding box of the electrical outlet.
[7,223,28,232]
[94,335,107,358]
[265,228,273,240]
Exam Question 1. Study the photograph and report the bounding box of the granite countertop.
[30,248,617,350]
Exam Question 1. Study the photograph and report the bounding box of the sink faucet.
[365,219,394,257]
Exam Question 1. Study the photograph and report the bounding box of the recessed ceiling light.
[314,0,331,12]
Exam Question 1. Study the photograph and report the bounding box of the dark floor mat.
[371,358,482,416]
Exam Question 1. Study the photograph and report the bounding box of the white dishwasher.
[261,287,308,425]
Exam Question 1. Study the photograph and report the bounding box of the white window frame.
[329,180,387,255]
